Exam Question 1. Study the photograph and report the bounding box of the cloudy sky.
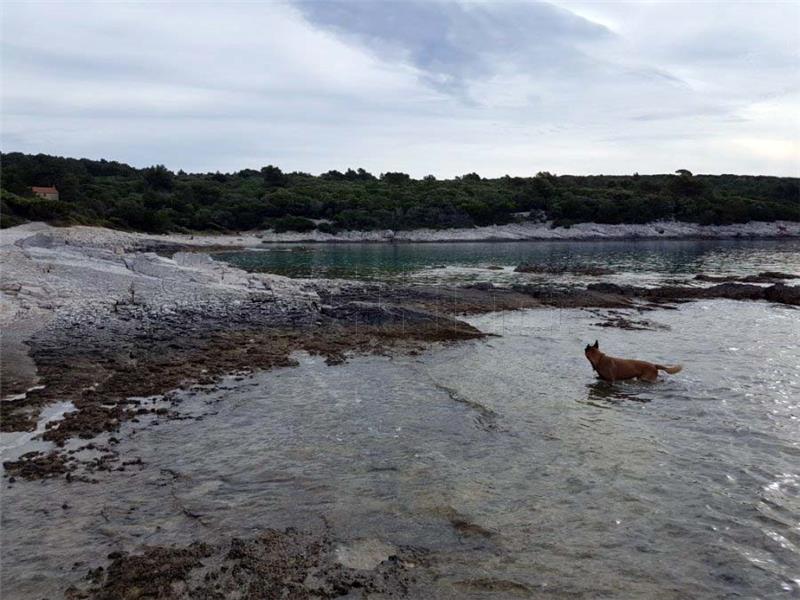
[2,1,798,177]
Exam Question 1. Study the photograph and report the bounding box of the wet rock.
[512,283,633,308]
[758,271,798,279]
[585,282,637,296]
[70,527,426,599]
[466,281,494,291]
[695,271,798,284]
[694,274,738,283]
[82,543,213,600]
[764,283,800,305]
[593,315,670,331]
[701,283,766,301]
[42,403,134,447]
[3,451,75,480]
[0,403,41,432]
[587,281,800,305]
[321,301,459,328]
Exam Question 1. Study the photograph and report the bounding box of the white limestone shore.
[0,222,316,325]
[3,220,797,332]
[2,218,797,340]
[256,220,800,243]
[0,223,320,392]
[2,220,797,252]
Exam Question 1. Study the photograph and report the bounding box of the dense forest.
[1,152,798,233]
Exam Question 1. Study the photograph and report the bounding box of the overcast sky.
[1,1,798,177]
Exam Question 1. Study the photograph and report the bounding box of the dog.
[584,340,682,383]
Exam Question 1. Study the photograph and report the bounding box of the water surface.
[2,301,799,598]
[217,239,800,285]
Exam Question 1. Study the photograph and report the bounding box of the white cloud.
[1,1,798,176]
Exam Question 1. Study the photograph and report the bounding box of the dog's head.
[584,340,600,361]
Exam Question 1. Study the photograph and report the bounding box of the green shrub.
[1,152,797,232]
[271,216,316,233]
[316,222,338,235]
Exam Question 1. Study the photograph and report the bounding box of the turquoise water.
[217,239,800,283]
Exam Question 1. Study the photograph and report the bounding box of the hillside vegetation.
[2,152,798,233]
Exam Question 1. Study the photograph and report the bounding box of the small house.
[32,186,59,201]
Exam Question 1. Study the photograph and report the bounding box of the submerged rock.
[65,527,426,599]
[334,539,398,571]
[695,271,798,284]
[593,315,670,331]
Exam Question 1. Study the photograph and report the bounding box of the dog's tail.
[657,364,682,375]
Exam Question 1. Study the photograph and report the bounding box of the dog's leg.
[640,367,658,383]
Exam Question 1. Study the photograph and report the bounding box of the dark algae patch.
[3,450,74,481]
[64,526,427,599]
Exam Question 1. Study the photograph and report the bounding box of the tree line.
[1,151,798,233]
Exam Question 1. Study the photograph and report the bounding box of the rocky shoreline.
[256,219,800,243]
[4,220,799,253]
[1,223,798,598]
[3,223,799,479]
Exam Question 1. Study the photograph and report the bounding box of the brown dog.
[584,340,682,383]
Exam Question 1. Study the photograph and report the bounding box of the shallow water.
[2,300,799,598]
[217,239,800,285]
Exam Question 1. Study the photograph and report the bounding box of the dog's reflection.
[584,380,651,405]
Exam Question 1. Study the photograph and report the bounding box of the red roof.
[32,186,58,193]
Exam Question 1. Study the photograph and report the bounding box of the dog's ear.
[593,340,599,348]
